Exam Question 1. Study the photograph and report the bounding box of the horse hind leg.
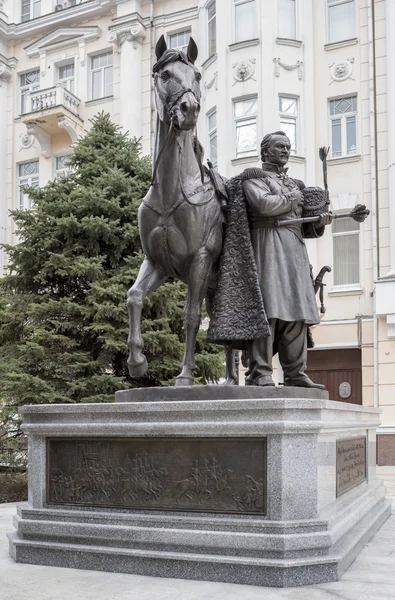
[176,250,213,387]
[127,259,167,378]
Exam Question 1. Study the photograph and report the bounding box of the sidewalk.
[1,501,395,600]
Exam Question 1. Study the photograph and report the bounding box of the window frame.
[20,69,40,115]
[279,95,299,155]
[326,0,356,45]
[331,212,361,287]
[328,94,358,159]
[277,0,297,41]
[207,1,216,59]
[21,0,41,22]
[54,154,73,179]
[233,0,257,44]
[89,50,113,101]
[233,95,258,159]
[57,60,76,95]
[17,160,40,211]
[207,108,217,167]
[168,29,192,54]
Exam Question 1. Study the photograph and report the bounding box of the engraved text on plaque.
[336,437,367,497]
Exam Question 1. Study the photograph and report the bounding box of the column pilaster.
[107,21,146,139]
[0,59,12,272]
[386,0,395,277]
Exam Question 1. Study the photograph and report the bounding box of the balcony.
[27,85,80,116]
[21,85,83,156]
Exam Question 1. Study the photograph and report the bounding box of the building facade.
[0,0,394,467]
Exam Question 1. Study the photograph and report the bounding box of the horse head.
[153,35,201,131]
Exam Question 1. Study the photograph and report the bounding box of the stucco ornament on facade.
[107,21,147,52]
[58,116,82,144]
[0,61,12,86]
[232,59,256,86]
[203,72,218,99]
[273,58,303,80]
[25,122,51,159]
[329,58,355,83]
[19,133,35,151]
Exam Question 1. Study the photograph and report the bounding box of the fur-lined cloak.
[207,174,270,345]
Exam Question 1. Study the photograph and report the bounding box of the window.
[332,216,360,285]
[278,0,296,40]
[18,161,39,211]
[329,95,357,158]
[91,52,113,100]
[20,70,40,114]
[234,0,256,43]
[279,96,298,154]
[234,97,257,158]
[207,2,216,58]
[21,0,40,22]
[327,0,355,44]
[169,30,191,54]
[58,62,75,94]
[55,155,73,179]
[207,110,217,166]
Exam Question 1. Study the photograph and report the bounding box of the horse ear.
[155,35,167,61]
[187,37,198,64]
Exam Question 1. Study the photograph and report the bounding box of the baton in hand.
[274,203,370,228]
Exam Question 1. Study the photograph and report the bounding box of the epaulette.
[236,168,268,181]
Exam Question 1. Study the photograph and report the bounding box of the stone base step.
[8,498,392,587]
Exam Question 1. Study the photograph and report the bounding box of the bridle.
[151,71,204,187]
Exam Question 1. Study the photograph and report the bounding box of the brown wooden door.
[306,349,362,405]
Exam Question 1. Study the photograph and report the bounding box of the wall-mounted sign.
[339,381,352,399]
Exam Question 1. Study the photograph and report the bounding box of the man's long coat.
[242,162,324,325]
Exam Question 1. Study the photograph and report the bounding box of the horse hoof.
[175,375,194,386]
[223,378,237,386]
[128,357,148,378]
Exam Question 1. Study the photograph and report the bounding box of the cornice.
[0,52,17,68]
[152,6,198,28]
[0,0,116,46]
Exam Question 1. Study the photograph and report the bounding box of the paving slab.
[1,501,395,600]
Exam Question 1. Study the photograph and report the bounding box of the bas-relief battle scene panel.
[47,438,267,515]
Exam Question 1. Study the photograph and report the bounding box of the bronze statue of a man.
[242,131,331,388]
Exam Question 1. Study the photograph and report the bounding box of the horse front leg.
[127,259,167,378]
[175,250,213,387]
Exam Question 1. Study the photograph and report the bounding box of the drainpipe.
[368,0,379,408]
[150,0,155,155]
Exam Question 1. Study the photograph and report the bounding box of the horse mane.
[152,49,193,74]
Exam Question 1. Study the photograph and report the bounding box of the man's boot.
[245,375,275,387]
[284,374,325,389]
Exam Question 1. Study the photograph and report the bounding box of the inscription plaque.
[47,438,266,515]
[336,437,366,497]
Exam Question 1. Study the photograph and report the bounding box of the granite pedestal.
[8,387,391,587]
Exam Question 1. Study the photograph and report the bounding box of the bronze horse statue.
[127,36,231,386]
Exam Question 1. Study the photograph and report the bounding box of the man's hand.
[317,212,333,227]
[290,190,304,210]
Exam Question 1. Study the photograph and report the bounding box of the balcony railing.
[24,85,80,116]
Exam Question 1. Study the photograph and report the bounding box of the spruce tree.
[0,113,224,436]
